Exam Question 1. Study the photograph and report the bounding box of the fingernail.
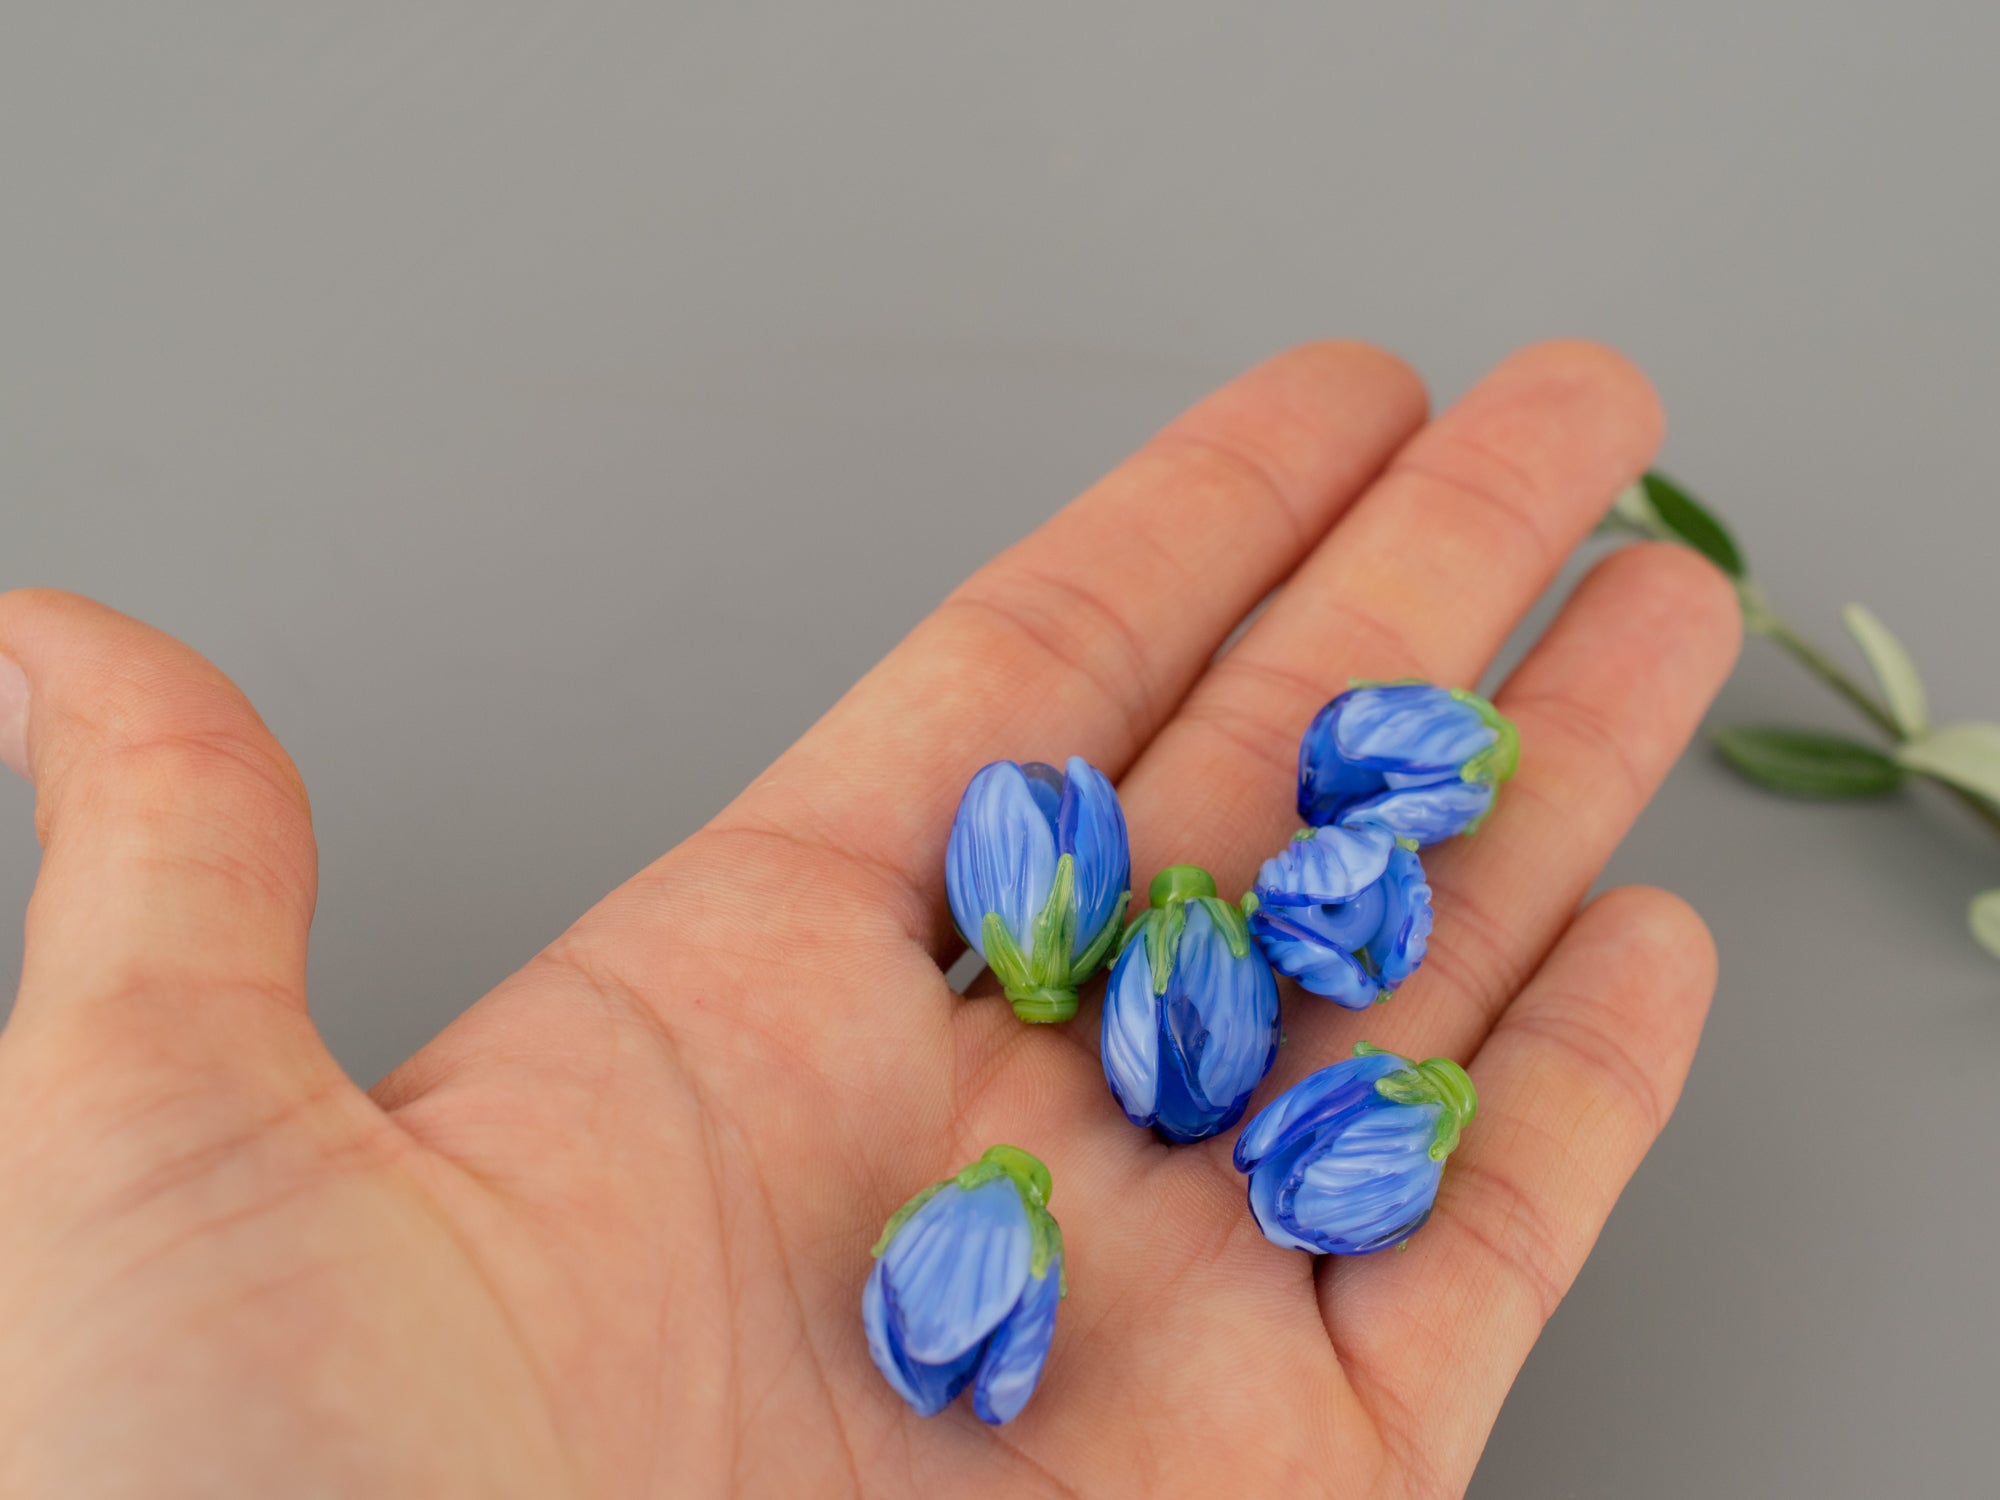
[0,653,28,779]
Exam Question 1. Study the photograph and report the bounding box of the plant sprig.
[1599,472,2000,962]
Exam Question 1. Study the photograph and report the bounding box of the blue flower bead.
[1101,865,1281,1144]
[1297,681,1520,844]
[1247,824,1433,1009]
[947,757,1132,1023]
[1234,1043,1477,1255]
[864,1145,1065,1426]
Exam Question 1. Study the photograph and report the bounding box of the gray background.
[3,4,1995,1495]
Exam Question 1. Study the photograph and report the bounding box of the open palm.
[0,340,1740,1499]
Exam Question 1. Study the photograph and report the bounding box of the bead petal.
[947,762,1059,958]
[1279,1103,1443,1254]
[970,1260,1062,1425]
[1338,776,1492,845]
[1056,756,1131,959]
[864,1259,985,1416]
[1249,905,1382,1009]
[1332,684,1494,772]
[1174,904,1280,1118]
[1233,1050,1408,1170]
[1100,938,1161,1125]
[1368,845,1434,989]
[879,1179,1033,1364]
[1253,824,1396,907]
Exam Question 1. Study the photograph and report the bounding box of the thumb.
[0,589,335,1084]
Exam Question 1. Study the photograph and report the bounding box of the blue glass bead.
[1101,865,1281,1144]
[863,1145,1065,1425]
[1234,1044,1477,1255]
[1297,681,1519,845]
[946,757,1131,1023]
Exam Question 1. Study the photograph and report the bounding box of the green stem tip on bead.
[1149,864,1218,906]
[1121,865,1252,995]
[1358,1041,1478,1162]
[1452,687,1521,787]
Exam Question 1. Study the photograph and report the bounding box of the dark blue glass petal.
[879,1178,1033,1364]
[970,1260,1062,1425]
[1018,761,1067,828]
[1233,1050,1408,1170]
[1170,904,1279,1124]
[1056,756,1131,958]
[864,1258,986,1416]
[1298,695,1393,825]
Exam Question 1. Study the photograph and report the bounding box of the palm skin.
[0,340,1741,1499]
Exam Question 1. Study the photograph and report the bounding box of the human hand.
[0,340,1740,1498]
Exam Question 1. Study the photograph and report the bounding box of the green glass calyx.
[957,1145,1066,1290]
[1118,864,1252,995]
[1357,1041,1479,1162]
[982,852,1131,1024]
[1149,864,1217,905]
[1451,687,1520,787]
[962,1143,1053,1205]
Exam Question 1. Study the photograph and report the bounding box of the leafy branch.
[1600,473,2000,962]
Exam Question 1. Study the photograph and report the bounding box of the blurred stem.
[1747,588,2000,841]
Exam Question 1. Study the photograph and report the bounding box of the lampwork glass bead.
[1101,865,1281,1144]
[1234,1043,1477,1255]
[1297,681,1519,845]
[863,1145,1065,1426]
[946,757,1132,1023]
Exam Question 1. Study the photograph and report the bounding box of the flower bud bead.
[1297,681,1519,845]
[1101,865,1281,1144]
[863,1146,1065,1425]
[946,757,1132,1023]
[1234,1044,1477,1255]
[1248,824,1433,1009]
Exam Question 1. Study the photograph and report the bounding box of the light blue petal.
[1057,757,1130,957]
[1100,938,1162,1125]
[1233,1050,1409,1170]
[880,1179,1033,1364]
[946,762,1059,957]
[1281,1101,1443,1254]
[1249,906,1381,1009]
[1174,905,1281,1115]
[1368,846,1433,989]
[864,1259,984,1415]
[1253,824,1396,907]
[970,1259,1062,1425]
[1333,684,1494,772]
[1338,777,1491,845]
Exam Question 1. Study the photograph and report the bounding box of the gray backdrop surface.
[3,5,1996,1495]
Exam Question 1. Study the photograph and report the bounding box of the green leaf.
[1841,604,1929,738]
[1594,481,1658,539]
[1897,722,2000,805]
[1714,726,1903,798]
[1970,889,2000,962]
[1642,471,1747,578]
